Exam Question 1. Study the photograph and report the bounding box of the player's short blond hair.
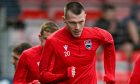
[40,21,59,36]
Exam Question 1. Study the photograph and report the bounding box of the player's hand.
[105,81,115,84]
[67,66,76,78]
[28,80,40,84]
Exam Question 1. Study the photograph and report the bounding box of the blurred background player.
[95,4,121,50]
[121,4,140,51]
[11,42,31,69]
[13,20,58,84]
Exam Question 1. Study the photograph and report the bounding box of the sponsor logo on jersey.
[63,45,68,51]
[84,39,92,50]
[37,61,40,66]
[63,45,70,57]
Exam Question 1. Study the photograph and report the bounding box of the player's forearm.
[105,81,115,84]
[28,80,40,84]
[104,75,115,84]
[13,81,26,84]
[104,43,116,83]
[39,71,67,83]
[39,66,75,83]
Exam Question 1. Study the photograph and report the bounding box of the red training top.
[39,27,116,84]
[13,45,42,84]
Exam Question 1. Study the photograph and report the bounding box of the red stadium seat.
[19,10,48,20]
[106,0,132,5]
[115,50,130,84]
[53,11,64,27]
[134,0,140,4]
[96,71,104,84]
[97,50,130,84]
[85,10,102,26]
[54,11,64,20]
[86,11,102,20]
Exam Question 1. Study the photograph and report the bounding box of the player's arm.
[128,57,140,84]
[13,52,28,84]
[39,39,68,83]
[28,80,40,84]
[97,28,116,84]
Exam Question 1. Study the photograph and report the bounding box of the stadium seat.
[106,0,132,5]
[19,10,48,20]
[96,70,104,84]
[54,11,64,20]
[86,11,102,20]
[86,10,102,26]
[115,50,130,84]
[97,50,130,84]
[53,11,64,27]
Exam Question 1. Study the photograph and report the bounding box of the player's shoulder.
[83,26,108,35]
[22,45,41,57]
[83,26,112,40]
[92,26,111,36]
[85,26,108,32]
[47,27,65,41]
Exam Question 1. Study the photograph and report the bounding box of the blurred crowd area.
[0,0,140,84]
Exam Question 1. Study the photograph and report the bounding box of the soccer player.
[128,56,140,84]
[13,21,58,84]
[39,2,116,84]
[11,42,31,69]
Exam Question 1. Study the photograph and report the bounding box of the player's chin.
[73,34,81,38]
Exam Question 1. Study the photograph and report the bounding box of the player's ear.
[38,34,42,42]
[62,16,65,19]
[85,13,86,19]
[62,16,66,23]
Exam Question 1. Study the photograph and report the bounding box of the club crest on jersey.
[84,39,92,50]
